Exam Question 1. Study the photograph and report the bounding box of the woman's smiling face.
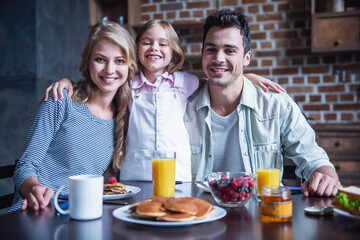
[89,38,129,96]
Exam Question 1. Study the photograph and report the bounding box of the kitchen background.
[1,0,359,208]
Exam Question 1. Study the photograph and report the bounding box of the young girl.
[9,21,137,212]
[121,20,198,181]
[44,20,284,182]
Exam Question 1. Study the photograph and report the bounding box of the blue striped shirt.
[9,90,114,212]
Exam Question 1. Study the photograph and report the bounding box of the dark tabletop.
[0,181,359,240]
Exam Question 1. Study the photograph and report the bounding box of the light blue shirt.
[185,77,334,182]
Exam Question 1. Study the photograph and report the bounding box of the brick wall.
[138,0,360,123]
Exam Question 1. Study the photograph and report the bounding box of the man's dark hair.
[202,9,251,55]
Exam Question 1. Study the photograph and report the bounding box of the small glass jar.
[261,186,292,223]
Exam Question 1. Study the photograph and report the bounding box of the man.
[185,9,340,197]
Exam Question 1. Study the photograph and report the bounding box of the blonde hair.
[74,21,137,171]
[135,19,185,73]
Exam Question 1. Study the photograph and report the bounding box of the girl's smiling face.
[89,38,129,96]
[138,25,172,82]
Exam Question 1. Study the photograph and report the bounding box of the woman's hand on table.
[21,203,56,220]
[20,177,55,211]
[21,185,54,211]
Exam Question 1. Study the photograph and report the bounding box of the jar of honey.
[261,186,292,223]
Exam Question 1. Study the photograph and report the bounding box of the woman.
[9,21,137,212]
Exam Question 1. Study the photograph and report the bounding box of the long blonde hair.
[135,19,185,73]
[73,21,137,171]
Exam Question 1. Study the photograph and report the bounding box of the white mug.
[54,219,103,240]
[54,175,104,220]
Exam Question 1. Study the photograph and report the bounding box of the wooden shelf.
[311,124,360,186]
[314,9,360,17]
[89,0,141,27]
[311,0,360,53]
[130,20,204,30]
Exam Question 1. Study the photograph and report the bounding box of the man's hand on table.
[301,166,341,197]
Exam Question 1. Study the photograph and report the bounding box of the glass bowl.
[207,172,257,208]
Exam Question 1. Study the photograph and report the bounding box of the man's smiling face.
[202,26,251,87]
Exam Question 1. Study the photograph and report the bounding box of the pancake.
[129,197,167,214]
[136,201,166,218]
[129,197,214,222]
[104,182,127,195]
[157,212,196,222]
[131,210,157,219]
[164,198,198,215]
[181,197,214,219]
[129,201,141,212]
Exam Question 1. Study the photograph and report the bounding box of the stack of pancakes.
[129,197,214,222]
[104,182,127,195]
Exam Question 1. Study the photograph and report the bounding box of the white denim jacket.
[184,77,334,182]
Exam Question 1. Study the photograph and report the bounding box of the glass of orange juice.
[152,151,176,197]
[255,150,281,196]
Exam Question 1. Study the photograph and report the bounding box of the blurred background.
[1,0,360,209]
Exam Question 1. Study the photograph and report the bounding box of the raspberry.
[249,180,254,188]
[225,187,234,195]
[232,192,239,199]
[236,179,242,186]
[230,181,238,189]
[222,193,230,201]
[243,179,249,189]
[240,191,246,198]
[108,177,117,184]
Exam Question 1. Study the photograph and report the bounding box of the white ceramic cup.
[54,175,104,220]
[54,219,103,240]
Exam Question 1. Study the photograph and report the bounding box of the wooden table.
[0,181,359,240]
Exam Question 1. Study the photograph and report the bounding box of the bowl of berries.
[207,172,257,208]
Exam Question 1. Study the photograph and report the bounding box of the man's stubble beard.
[207,69,242,88]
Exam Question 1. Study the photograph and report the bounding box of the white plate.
[196,182,211,193]
[334,207,360,219]
[112,205,227,227]
[103,185,141,200]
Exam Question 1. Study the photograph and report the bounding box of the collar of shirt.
[239,76,256,110]
[195,83,211,112]
[130,71,174,90]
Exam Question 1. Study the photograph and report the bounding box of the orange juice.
[256,168,280,195]
[152,158,176,197]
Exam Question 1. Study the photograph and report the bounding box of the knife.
[103,200,128,205]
